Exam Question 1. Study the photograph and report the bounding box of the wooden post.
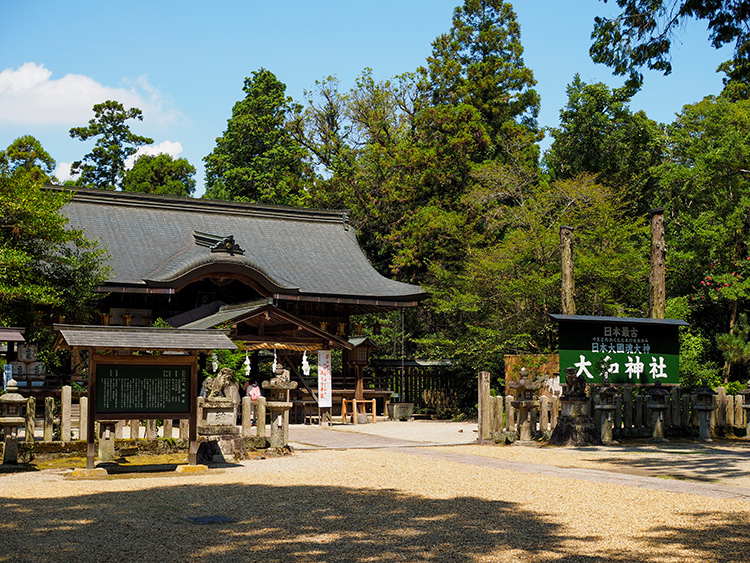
[43,397,54,442]
[478,371,491,440]
[505,395,514,431]
[560,225,576,315]
[623,386,633,431]
[87,348,96,469]
[649,208,666,319]
[25,396,36,442]
[188,352,198,465]
[79,397,88,441]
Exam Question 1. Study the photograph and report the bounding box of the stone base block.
[175,464,209,474]
[69,468,109,478]
[549,416,601,447]
[197,435,248,464]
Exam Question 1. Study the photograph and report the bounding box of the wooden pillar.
[87,349,97,469]
[560,225,576,315]
[354,365,364,401]
[188,351,198,465]
[649,208,666,319]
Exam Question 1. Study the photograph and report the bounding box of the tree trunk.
[560,226,575,315]
[649,208,666,319]
[723,299,739,383]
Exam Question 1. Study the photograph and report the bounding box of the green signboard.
[551,315,688,385]
[96,364,190,414]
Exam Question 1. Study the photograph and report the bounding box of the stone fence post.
[61,385,72,442]
[478,371,491,440]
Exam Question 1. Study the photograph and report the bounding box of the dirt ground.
[1,429,750,563]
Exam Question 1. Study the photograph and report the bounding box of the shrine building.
[55,187,427,405]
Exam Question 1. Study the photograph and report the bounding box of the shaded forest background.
[2,1,750,403]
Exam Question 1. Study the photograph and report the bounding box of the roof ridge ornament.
[193,230,245,256]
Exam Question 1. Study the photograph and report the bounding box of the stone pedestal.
[511,400,539,442]
[595,405,616,444]
[197,396,245,464]
[549,398,599,447]
[696,406,715,441]
[649,405,669,442]
[97,421,118,462]
[198,397,239,436]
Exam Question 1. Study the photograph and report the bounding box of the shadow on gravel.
[583,443,750,483]
[1,480,748,562]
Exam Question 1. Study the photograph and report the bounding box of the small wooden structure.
[0,327,25,389]
[53,325,236,470]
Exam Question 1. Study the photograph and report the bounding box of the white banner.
[2,364,11,391]
[318,350,332,408]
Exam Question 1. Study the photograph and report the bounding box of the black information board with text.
[96,364,190,414]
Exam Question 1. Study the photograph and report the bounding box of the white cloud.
[54,161,77,184]
[0,62,184,126]
[125,141,184,169]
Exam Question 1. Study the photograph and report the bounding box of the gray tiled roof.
[53,325,237,351]
[58,189,427,302]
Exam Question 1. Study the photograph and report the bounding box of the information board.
[554,316,687,385]
[96,364,190,414]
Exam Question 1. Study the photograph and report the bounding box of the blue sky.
[0,1,733,196]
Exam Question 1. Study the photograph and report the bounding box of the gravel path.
[1,435,750,563]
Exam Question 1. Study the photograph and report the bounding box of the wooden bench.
[341,398,377,424]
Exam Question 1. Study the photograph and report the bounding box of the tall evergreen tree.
[203,68,311,205]
[590,0,750,91]
[69,100,153,190]
[423,0,541,165]
[545,75,665,212]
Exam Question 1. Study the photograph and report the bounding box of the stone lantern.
[508,369,541,442]
[0,378,27,464]
[594,377,619,445]
[694,379,718,442]
[262,363,297,449]
[647,381,671,442]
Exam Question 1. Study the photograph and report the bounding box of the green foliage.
[203,347,253,387]
[422,0,541,164]
[203,69,311,205]
[653,96,750,383]
[69,100,154,190]
[122,153,196,197]
[0,135,57,184]
[545,75,665,212]
[0,173,110,327]
[590,0,750,92]
[422,175,649,369]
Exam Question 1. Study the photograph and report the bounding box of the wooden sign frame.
[87,353,199,468]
